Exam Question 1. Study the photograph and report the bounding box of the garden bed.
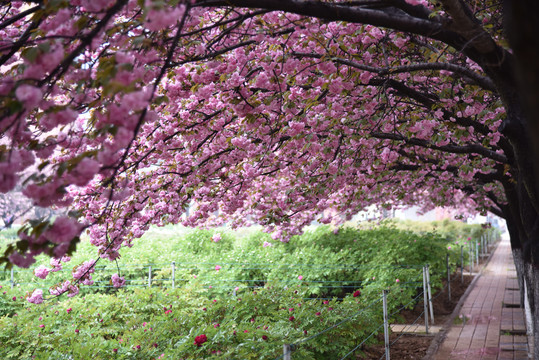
[358,274,474,359]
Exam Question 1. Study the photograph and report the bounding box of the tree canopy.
[1,1,539,333]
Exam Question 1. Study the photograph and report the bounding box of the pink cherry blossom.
[50,258,62,272]
[212,233,221,242]
[15,84,42,107]
[9,252,36,268]
[34,265,50,280]
[111,273,126,288]
[0,1,530,314]
[43,216,81,244]
[27,289,44,304]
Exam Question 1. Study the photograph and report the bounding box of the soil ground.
[355,271,474,360]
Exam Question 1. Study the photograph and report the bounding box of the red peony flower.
[194,334,208,347]
[353,290,361,297]
[289,316,295,321]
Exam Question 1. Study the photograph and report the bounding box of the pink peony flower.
[298,275,303,280]
[194,334,207,347]
[215,265,221,271]
[212,233,221,242]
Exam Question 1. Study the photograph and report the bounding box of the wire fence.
[0,232,498,360]
[275,233,497,359]
[0,261,423,296]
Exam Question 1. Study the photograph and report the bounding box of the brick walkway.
[434,237,531,360]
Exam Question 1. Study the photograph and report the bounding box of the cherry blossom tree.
[1,0,539,352]
[0,185,56,229]
[0,188,28,228]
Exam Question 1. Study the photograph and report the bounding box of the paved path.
[434,237,531,360]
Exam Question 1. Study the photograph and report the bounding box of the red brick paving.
[434,237,531,360]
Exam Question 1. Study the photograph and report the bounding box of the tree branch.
[372,131,508,163]
[292,51,496,91]
[0,5,40,31]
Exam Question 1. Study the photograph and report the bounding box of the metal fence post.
[171,261,175,289]
[11,267,14,289]
[469,243,473,275]
[446,253,451,302]
[148,265,152,288]
[426,265,434,325]
[423,266,429,334]
[475,242,479,265]
[460,245,464,283]
[383,290,390,360]
[283,344,292,360]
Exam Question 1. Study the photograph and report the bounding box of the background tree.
[0,187,29,229]
[1,0,538,354]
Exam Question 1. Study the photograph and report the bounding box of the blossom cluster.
[0,1,509,303]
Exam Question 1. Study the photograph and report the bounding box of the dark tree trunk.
[501,104,539,356]
[504,0,539,202]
